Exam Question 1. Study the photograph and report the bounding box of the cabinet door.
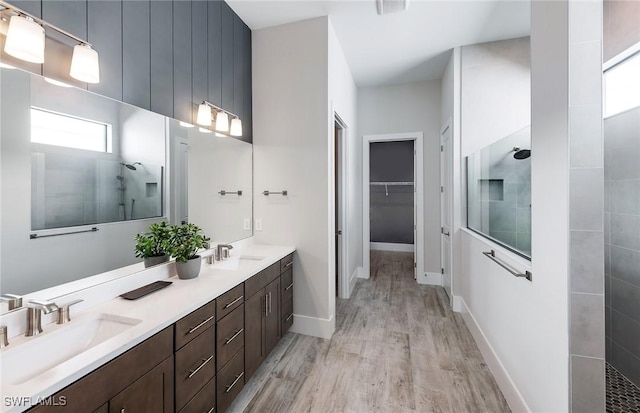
[150,0,174,117]
[122,0,151,109]
[207,0,222,107]
[244,290,265,381]
[109,356,174,413]
[265,278,281,356]
[232,14,243,119]
[88,0,123,100]
[242,22,252,143]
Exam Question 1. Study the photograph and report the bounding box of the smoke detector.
[376,0,409,15]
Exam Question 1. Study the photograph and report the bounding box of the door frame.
[440,119,454,298]
[362,132,425,283]
[334,113,350,299]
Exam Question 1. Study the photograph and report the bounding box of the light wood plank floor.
[229,251,510,413]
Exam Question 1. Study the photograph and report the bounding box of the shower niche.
[466,126,531,258]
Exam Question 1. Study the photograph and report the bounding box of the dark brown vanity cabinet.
[281,254,294,335]
[244,262,282,381]
[30,327,175,413]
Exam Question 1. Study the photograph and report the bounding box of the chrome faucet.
[26,300,59,337]
[217,244,233,261]
[0,294,23,311]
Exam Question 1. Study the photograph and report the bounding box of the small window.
[31,108,112,152]
[604,51,640,118]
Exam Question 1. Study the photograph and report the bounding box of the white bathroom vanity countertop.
[0,243,295,413]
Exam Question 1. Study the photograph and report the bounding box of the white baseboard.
[458,297,531,413]
[370,242,414,252]
[452,294,464,313]
[417,272,442,286]
[358,266,369,279]
[289,313,335,339]
[349,267,361,296]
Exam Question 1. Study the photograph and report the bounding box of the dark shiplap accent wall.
[3,0,253,142]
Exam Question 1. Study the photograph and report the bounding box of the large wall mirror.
[0,67,253,310]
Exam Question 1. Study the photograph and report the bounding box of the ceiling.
[226,0,531,87]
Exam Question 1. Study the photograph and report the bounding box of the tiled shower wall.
[605,107,640,387]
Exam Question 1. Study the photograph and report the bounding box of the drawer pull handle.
[284,261,293,268]
[284,282,293,291]
[188,314,216,334]
[224,295,243,309]
[187,354,214,379]
[225,372,245,393]
[225,328,244,345]
[206,407,215,413]
[285,313,293,322]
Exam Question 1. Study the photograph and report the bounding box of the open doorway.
[362,132,425,283]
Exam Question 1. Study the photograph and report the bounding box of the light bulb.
[4,16,45,64]
[70,44,100,83]
[230,118,242,137]
[196,103,212,126]
[215,111,229,132]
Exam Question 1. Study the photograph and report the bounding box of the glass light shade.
[230,118,242,136]
[70,44,100,83]
[196,103,212,126]
[4,16,45,64]
[215,111,229,132]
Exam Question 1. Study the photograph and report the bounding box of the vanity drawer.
[280,254,294,273]
[179,376,216,413]
[216,284,244,321]
[216,303,244,371]
[175,325,216,411]
[175,299,217,350]
[281,268,293,303]
[216,349,244,413]
[245,262,280,298]
[282,298,293,334]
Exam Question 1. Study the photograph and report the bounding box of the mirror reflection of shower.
[512,147,531,160]
[117,162,142,220]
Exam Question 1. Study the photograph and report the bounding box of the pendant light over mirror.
[196,103,212,126]
[4,15,45,63]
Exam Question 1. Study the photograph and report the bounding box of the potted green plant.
[168,223,210,279]
[134,221,171,268]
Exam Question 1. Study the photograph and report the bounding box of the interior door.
[440,125,452,298]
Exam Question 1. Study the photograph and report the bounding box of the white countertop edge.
[0,244,295,413]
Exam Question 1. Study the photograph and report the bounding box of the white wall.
[252,17,335,338]
[454,35,570,412]
[328,20,360,298]
[357,81,441,275]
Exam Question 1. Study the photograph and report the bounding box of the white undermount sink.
[0,313,141,385]
[213,255,266,270]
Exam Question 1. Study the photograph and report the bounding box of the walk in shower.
[604,50,640,413]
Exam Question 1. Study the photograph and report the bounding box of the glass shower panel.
[466,126,531,258]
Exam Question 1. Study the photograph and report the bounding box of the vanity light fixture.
[0,1,100,83]
[195,101,241,137]
[196,103,212,126]
[4,15,45,63]
[230,117,242,137]
[215,110,229,132]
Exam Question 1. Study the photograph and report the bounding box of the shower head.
[121,162,142,171]
[513,149,531,160]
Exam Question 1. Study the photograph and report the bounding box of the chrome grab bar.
[218,190,242,196]
[262,190,288,196]
[482,250,532,281]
